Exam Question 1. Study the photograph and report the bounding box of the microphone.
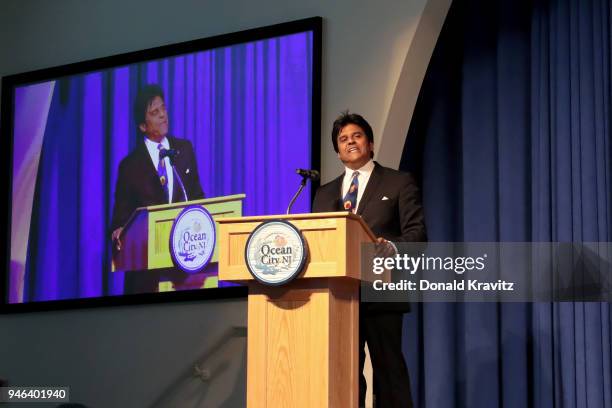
[296,168,320,181]
[286,168,320,214]
[159,148,178,162]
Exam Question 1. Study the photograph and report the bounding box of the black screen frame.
[0,17,322,314]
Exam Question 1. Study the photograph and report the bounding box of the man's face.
[139,96,168,142]
[336,123,374,170]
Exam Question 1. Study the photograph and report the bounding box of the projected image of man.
[110,84,205,293]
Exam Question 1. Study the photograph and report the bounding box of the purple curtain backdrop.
[401,0,611,406]
[15,32,313,302]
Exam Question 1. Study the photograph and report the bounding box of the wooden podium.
[112,194,245,289]
[218,212,376,408]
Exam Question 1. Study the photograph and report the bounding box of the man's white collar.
[344,159,375,176]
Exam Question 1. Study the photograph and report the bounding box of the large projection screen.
[1,17,322,311]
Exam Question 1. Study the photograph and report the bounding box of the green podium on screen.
[112,194,245,291]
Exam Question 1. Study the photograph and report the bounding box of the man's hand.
[375,237,397,258]
[112,227,123,251]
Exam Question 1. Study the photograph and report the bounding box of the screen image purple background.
[10,31,313,303]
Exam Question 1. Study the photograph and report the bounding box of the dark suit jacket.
[312,162,427,313]
[110,136,205,232]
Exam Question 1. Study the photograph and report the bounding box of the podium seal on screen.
[169,205,216,274]
[245,220,308,286]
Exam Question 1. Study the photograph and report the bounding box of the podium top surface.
[121,194,246,230]
[217,211,376,242]
[143,193,246,212]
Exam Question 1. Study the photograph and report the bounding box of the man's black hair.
[133,84,165,130]
[331,111,374,153]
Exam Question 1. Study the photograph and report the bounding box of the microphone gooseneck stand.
[161,148,189,202]
[286,177,308,215]
[172,166,188,202]
[286,169,320,214]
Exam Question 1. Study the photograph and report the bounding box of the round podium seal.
[244,220,308,286]
[169,205,216,274]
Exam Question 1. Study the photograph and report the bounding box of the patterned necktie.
[157,144,169,202]
[342,171,359,213]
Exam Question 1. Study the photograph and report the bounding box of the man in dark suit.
[313,112,426,407]
[111,84,204,293]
